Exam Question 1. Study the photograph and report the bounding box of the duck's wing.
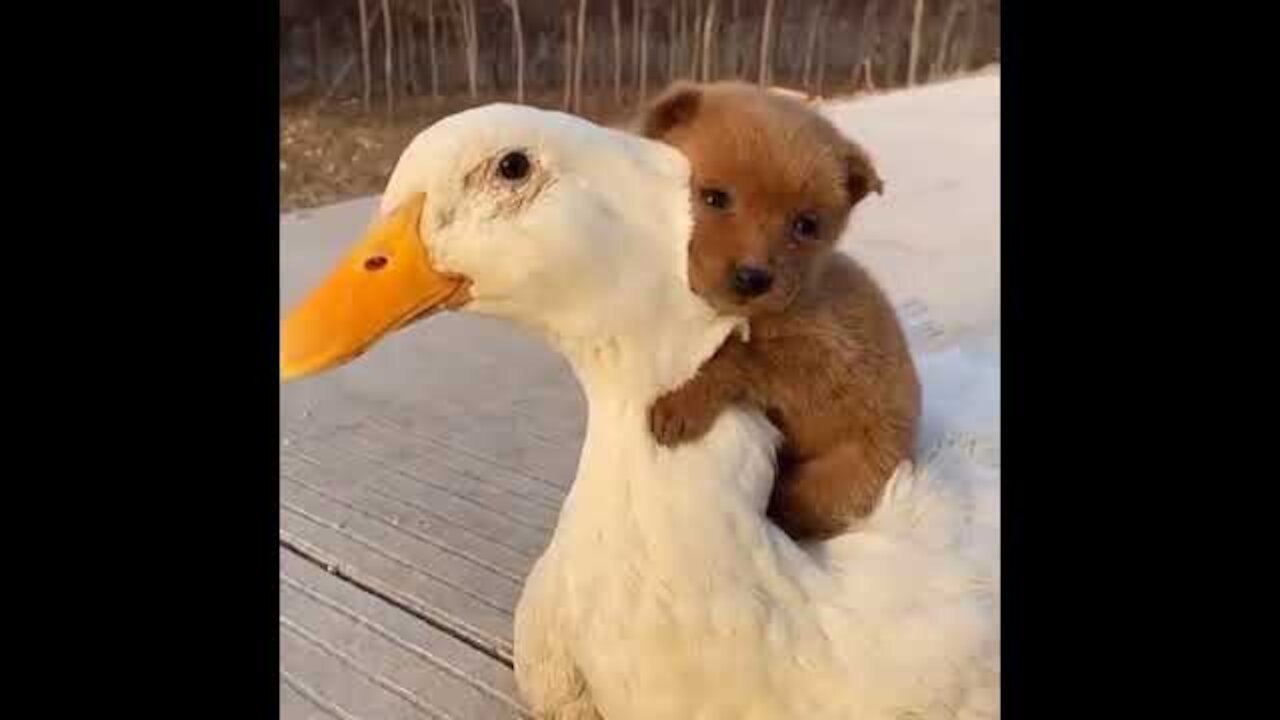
[840,337,1001,584]
[915,336,1000,476]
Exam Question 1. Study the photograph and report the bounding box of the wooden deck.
[279,73,1000,719]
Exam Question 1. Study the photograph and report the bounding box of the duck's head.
[282,104,738,393]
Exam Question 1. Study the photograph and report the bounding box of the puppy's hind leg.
[767,441,891,540]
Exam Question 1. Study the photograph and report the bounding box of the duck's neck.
[546,293,781,548]
[559,293,739,407]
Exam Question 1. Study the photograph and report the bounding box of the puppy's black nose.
[732,265,774,297]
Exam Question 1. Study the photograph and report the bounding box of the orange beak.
[280,193,471,382]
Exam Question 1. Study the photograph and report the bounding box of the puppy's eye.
[792,213,820,240]
[497,151,532,181]
[701,188,732,211]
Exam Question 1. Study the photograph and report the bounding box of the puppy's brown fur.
[632,81,921,541]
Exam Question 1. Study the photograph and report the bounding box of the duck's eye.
[792,213,820,240]
[701,188,732,211]
[497,151,531,181]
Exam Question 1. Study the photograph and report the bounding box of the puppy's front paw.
[649,390,716,447]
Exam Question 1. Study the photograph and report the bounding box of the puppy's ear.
[842,140,885,208]
[638,82,703,139]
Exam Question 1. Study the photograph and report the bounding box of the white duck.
[280,104,1000,720]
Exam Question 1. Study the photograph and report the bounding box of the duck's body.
[280,103,1000,719]
[517,283,999,720]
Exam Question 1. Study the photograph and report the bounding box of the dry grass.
[280,90,638,213]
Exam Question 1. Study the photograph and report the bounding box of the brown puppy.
[633,81,921,541]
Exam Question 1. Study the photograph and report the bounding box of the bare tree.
[884,1,911,86]
[468,0,479,98]
[728,0,741,77]
[284,0,1001,118]
[381,0,394,119]
[455,0,478,98]
[814,0,834,95]
[357,0,372,112]
[962,0,982,71]
[638,1,651,102]
[667,3,678,82]
[562,9,574,110]
[394,16,406,96]
[852,0,881,89]
[908,0,925,86]
[931,0,962,79]
[757,0,776,86]
[427,0,439,99]
[506,0,525,102]
[689,0,703,79]
[573,0,588,113]
[312,16,325,90]
[701,0,718,82]
[631,0,642,95]
[801,1,822,90]
[405,16,419,96]
[612,0,623,104]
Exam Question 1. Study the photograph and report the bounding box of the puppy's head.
[637,81,883,317]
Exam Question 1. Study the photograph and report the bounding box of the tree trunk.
[802,2,821,90]
[674,0,683,79]
[426,0,439,99]
[406,18,419,96]
[852,0,879,88]
[380,0,394,119]
[357,0,371,113]
[814,2,829,95]
[631,0,642,96]
[688,0,702,79]
[757,0,776,87]
[508,0,525,103]
[639,3,650,103]
[312,18,325,91]
[908,0,925,86]
[563,10,574,110]
[455,0,478,99]
[962,0,981,71]
[931,0,962,79]
[667,4,678,82]
[396,13,408,97]
[884,1,910,87]
[729,0,741,77]
[573,0,588,113]
[612,0,623,104]
[700,0,717,81]
[469,0,480,98]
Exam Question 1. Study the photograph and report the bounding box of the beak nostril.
[364,256,389,272]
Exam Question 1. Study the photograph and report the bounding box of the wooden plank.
[282,476,523,607]
[282,436,552,561]
[284,420,560,533]
[335,419,563,524]
[353,413,571,505]
[281,676,345,720]
[280,548,525,720]
[281,501,516,658]
[284,467,535,580]
[281,624,438,720]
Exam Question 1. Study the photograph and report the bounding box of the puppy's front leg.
[649,337,756,447]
